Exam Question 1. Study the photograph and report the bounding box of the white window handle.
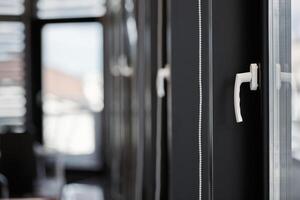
[234,63,258,123]
[156,65,170,98]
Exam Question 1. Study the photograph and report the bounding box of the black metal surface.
[36,17,104,24]
[24,0,34,136]
[262,0,270,199]
[170,0,200,199]
[211,0,264,199]
[202,0,213,199]
[0,15,22,21]
[140,0,159,199]
[170,0,266,199]
[30,18,43,143]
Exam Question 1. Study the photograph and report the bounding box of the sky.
[42,22,104,78]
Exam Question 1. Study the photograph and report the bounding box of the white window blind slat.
[0,22,26,133]
[0,0,24,15]
[37,0,106,19]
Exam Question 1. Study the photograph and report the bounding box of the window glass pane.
[270,0,293,199]
[292,0,300,159]
[291,0,300,199]
[37,0,106,19]
[42,23,103,156]
[0,0,24,15]
[0,22,26,133]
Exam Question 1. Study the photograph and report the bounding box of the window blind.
[0,22,26,133]
[37,0,106,19]
[0,0,24,15]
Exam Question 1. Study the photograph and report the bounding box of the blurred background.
[0,0,170,199]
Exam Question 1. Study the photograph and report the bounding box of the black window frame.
[28,0,107,172]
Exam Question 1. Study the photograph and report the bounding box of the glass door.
[269,0,300,199]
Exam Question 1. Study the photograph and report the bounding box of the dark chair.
[0,133,36,197]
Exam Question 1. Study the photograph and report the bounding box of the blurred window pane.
[0,0,25,16]
[37,0,106,19]
[0,22,26,133]
[292,1,300,162]
[42,23,103,156]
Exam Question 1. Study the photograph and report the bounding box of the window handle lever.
[234,63,258,123]
[156,65,170,98]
